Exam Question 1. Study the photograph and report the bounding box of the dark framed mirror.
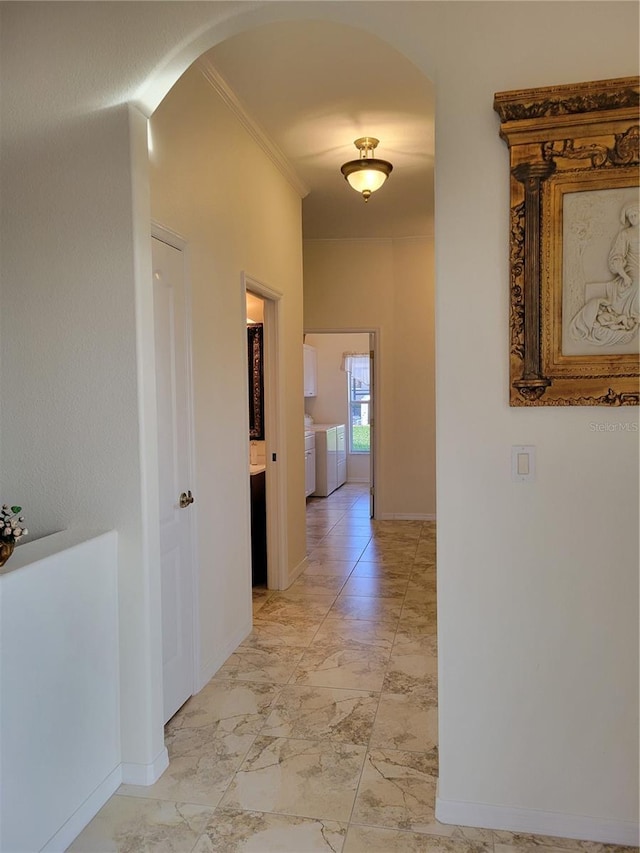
[247,323,264,439]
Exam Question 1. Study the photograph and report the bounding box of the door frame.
[303,327,379,519]
[242,273,288,590]
[151,221,201,698]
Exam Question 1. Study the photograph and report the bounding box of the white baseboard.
[41,765,122,852]
[346,477,369,483]
[285,555,308,588]
[378,512,436,521]
[197,619,253,692]
[120,747,169,786]
[435,793,640,847]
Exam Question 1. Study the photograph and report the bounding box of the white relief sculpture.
[568,201,639,348]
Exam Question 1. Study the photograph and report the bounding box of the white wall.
[305,332,370,483]
[305,238,436,518]
[149,63,305,681]
[0,531,120,853]
[1,1,637,844]
[1,92,164,777]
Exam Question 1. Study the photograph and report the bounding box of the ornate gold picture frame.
[494,77,639,406]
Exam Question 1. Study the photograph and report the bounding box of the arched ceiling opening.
[199,20,434,240]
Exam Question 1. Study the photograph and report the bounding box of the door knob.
[179,490,194,508]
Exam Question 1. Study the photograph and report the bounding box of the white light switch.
[512,445,535,482]
[517,453,530,476]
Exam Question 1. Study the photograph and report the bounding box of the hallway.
[69,485,635,852]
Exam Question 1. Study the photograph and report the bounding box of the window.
[344,354,370,453]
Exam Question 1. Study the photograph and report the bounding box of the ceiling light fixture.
[341,137,393,203]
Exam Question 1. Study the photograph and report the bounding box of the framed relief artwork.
[494,77,639,406]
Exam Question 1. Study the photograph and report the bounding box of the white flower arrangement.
[1,505,28,543]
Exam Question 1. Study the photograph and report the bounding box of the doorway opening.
[303,330,377,520]
[244,274,287,593]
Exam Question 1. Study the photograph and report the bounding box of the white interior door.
[152,233,196,723]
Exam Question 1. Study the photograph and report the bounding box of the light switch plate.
[512,445,535,482]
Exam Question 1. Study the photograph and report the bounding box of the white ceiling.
[203,20,434,240]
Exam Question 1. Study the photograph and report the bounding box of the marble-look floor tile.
[303,557,358,576]
[67,796,215,852]
[495,847,579,853]
[356,552,414,569]
[305,522,336,532]
[166,679,280,736]
[305,533,336,545]
[401,597,438,617]
[492,832,639,852]
[369,692,438,752]
[373,520,423,532]
[332,520,375,533]
[411,562,437,577]
[340,503,369,511]
[344,825,493,852]
[214,642,307,683]
[351,748,440,833]
[248,617,323,646]
[341,574,409,598]
[313,616,397,649]
[414,549,436,563]
[330,594,403,624]
[406,574,438,594]
[258,592,337,622]
[118,725,256,807]
[320,534,372,548]
[306,505,346,517]
[309,545,368,562]
[261,684,379,743]
[72,507,621,853]
[288,574,347,596]
[417,528,436,539]
[371,524,420,536]
[192,807,347,852]
[398,619,438,639]
[306,518,338,529]
[383,670,437,700]
[405,586,437,604]
[399,598,438,636]
[221,736,366,822]
[371,531,421,545]
[352,561,412,577]
[394,629,438,650]
[252,587,272,615]
[291,642,391,691]
[362,545,417,562]
[387,633,437,676]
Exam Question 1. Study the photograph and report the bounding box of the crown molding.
[198,57,309,200]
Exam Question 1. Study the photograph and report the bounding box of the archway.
[142,11,435,729]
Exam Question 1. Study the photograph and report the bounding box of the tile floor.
[69,484,637,853]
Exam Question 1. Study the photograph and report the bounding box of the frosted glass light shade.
[341,157,393,201]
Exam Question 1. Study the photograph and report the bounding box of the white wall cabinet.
[303,344,317,397]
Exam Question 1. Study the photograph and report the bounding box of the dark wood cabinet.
[250,470,267,586]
